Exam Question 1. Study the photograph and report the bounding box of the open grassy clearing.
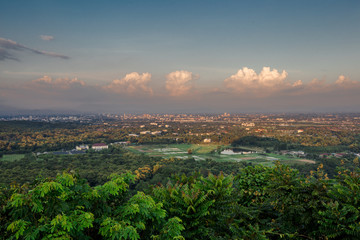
[126,144,315,166]
[1,154,25,162]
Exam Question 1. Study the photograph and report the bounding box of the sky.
[1,0,360,114]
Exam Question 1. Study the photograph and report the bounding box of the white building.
[140,131,151,135]
[151,131,162,135]
[242,122,255,127]
[92,143,108,150]
[76,144,89,151]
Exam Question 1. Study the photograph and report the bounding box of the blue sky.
[1,0,360,113]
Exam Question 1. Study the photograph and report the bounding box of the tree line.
[0,147,248,187]
[2,120,360,154]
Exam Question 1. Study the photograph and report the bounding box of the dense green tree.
[4,172,184,239]
[2,161,360,239]
[318,166,360,238]
[152,176,214,239]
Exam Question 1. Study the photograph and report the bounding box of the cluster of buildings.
[279,150,306,157]
[76,143,108,151]
[139,131,163,135]
[37,143,110,156]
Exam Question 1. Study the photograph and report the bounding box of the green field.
[126,144,315,166]
[1,154,25,162]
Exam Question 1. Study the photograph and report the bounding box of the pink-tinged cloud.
[224,67,289,94]
[298,76,359,94]
[40,35,54,41]
[305,78,328,91]
[292,80,303,87]
[335,75,360,88]
[104,72,153,95]
[223,68,360,99]
[31,76,85,89]
[166,70,197,96]
[1,71,360,113]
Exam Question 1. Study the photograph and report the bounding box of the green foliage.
[6,219,30,239]
[234,165,271,207]
[230,165,275,239]
[232,136,280,148]
[2,162,360,240]
[198,172,234,238]
[265,163,327,238]
[0,148,248,187]
[99,218,140,240]
[5,172,95,239]
[3,171,186,240]
[318,168,360,239]
[152,177,215,239]
[154,217,185,240]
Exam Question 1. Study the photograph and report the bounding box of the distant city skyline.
[1,0,360,113]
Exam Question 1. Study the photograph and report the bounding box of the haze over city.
[1,0,360,113]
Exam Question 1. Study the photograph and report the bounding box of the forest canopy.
[1,163,360,239]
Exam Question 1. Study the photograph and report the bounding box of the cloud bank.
[32,76,86,89]
[104,72,153,95]
[0,37,69,61]
[335,75,360,88]
[223,67,360,99]
[166,70,197,96]
[1,69,360,113]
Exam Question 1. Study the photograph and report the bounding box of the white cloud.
[258,67,288,87]
[40,35,54,41]
[222,67,360,97]
[32,75,85,89]
[104,72,153,95]
[166,70,196,96]
[224,67,288,93]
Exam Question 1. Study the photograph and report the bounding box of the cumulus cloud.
[335,75,360,88]
[166,70,197,96]
[40,35,54,41]
[31,75,85,89]
[104,72,153,95]
[0,37,69,61]
[224,67,288,94]
[223,67,360,98]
